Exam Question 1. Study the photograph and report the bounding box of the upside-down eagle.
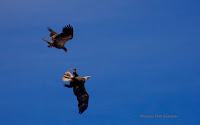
[42,24,73,52]
[62,68,91,114]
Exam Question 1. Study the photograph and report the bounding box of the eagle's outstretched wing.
[61,24,73,39]
[73,84,89,114]
[48,28,58,41]
[54,24,73,46]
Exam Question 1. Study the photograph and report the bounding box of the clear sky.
[0,0,200,125]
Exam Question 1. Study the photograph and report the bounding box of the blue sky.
[0,0,200,125]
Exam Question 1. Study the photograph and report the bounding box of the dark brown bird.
[42,24,73,52]
[62,68,91,114]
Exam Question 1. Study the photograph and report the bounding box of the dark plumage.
[42,24,73,52]
[62,68,91,114]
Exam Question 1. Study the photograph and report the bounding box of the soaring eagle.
[62,68,91,114]
[42,24,73,52]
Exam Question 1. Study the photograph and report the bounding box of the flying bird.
[42,24,73,52]
[62,68,91,114]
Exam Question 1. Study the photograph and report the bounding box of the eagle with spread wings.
[62,68,91,114]
[42,24,73,52]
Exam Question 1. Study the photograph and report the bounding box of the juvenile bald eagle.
[62,68,91,114]
[42,24,73,52]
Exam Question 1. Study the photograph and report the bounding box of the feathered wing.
[48,27,58,41]
[54,24,73,46]
[62,24,73,39]
[62,71,73,81]
[73,85,89,114]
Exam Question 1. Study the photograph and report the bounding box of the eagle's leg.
[62,46,67,52]
[42,38,53,48]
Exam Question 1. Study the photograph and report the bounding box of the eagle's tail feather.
[62,71,73,81]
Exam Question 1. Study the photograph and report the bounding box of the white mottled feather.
[62,71,73,81]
